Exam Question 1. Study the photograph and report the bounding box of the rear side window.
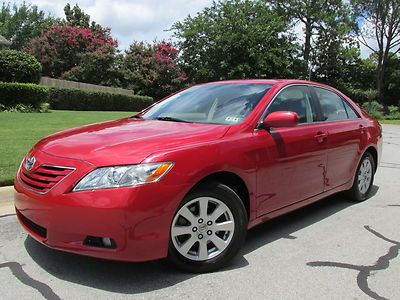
[342,99,360,119]
[314,87,349,121]
[267,86,317,124]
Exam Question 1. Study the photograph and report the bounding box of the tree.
[63,3,109,35]
[171,0,302,83]
[62,44,124,87]
[25,25,117,78]
[0,2,56,50]
[122,41,187,99]
[351,0,400,103]
[383,54,400,106]
[270,0,356,68]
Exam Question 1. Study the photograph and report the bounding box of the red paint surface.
[14,80,382,262]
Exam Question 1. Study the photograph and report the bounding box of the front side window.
[141,83,273,125]
[314,87,349,121]
[267,86,317,124]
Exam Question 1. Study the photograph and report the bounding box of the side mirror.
[263,111,299,129]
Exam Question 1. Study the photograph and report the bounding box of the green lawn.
[0,110,133,186]
[380,119,400,125]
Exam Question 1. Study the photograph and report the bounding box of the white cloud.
[14,0,212,51]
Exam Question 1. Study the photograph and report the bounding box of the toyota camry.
[14,80,382,272]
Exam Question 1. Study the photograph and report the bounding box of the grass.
[379,119,400,125]
[0,110,133,186]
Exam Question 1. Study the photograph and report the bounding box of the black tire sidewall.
[352,152,375,202]
[168,181,248,273]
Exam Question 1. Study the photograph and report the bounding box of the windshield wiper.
[130,115,143,119]
[155,116,192,123]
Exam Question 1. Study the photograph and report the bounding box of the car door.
[311,86,364,190]
[254,85,327,217]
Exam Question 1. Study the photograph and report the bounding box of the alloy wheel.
[171,197,235,261]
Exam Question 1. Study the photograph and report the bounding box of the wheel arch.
[187,171,251,220]
[364,146,378,173]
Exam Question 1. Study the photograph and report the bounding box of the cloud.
[14,0,212,51]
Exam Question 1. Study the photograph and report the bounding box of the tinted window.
[267,86,316,124]
[342,100,359,119]
[142,84,272,125]
[315,87,348,121]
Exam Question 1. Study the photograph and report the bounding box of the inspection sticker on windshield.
[225,116,240,123]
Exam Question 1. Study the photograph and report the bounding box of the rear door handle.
[315,131,328,143]
[359,124,366,133]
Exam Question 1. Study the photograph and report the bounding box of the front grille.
[19,165,74,194]
[16,209,47,238]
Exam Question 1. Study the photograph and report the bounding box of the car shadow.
[24,185,379,294]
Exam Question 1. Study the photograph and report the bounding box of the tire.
[346,152,375,202]
[168,181,248,273]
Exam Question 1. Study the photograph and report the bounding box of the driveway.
[0,124,399,300]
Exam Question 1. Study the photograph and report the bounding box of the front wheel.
[168,181,248,273]
[346,152,375,202]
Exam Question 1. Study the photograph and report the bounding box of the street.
[0,124,399,300]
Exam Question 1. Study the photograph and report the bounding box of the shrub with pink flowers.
[25,25,118,78]
[122,41,187,100]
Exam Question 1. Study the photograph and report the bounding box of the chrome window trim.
[255,83,360,129]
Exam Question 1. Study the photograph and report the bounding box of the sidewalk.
[0,186,15,216]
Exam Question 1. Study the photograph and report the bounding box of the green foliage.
[62,44,124,87]
[343,88,378,104]
[0,2,56,50]
[384,54,400,106]
[63,3,108,35]
[0,82,48,108]
[171,0,302,83]
[122,41,187,100]
[0,50,42,83]
[362,101,384,119]
[2,103,36,113]
[25,24,117,78]
[48,87,153,111]
[384,105,400,120]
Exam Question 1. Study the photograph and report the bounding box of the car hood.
[34,118,229,166]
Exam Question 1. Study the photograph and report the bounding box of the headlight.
[73,162,173,192]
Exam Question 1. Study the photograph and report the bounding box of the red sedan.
[14,80,382,272]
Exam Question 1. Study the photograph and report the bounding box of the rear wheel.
[168,181,247,273]
[346,152,375,202]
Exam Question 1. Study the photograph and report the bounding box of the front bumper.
[14,149,188,262]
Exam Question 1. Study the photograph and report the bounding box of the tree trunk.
[304,20,312,64]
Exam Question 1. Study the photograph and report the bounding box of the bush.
[362,101,384,119]
[343,88,378,104]
[0,50,42,83]
[0,82,49,109]
[49,88,153,111]
[384,105,400,120]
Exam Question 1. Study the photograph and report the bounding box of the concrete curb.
[0,186,15,216]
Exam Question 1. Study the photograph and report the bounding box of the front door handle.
[315,131,328,143]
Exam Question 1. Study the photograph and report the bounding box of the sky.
[13,0,373,57]
[13,0,213,50]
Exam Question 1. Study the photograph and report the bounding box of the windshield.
[141,83,273,125]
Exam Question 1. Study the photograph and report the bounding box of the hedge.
[48,87,153,111]
[0,82,49,108]
[0,50,42,83]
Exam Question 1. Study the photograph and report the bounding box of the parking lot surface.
[0,124,399,300]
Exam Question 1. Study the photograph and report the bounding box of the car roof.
[202,79,330,87]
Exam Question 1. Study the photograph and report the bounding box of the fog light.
[83,236,116,249]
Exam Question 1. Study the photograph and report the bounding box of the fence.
[40,77,135,96]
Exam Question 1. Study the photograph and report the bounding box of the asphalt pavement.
[0,124,399,300]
